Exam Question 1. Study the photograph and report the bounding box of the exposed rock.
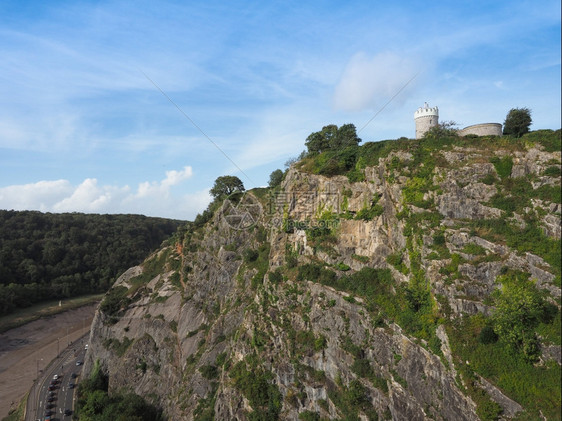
[83,141,561,420]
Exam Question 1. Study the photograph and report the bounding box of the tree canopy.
[268,169,284,188]
[210,175,245,199]
[305,124,361,155]
[0,211,183,316]
[503,108,532,138]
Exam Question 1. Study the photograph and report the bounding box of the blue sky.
[0,0,560,220]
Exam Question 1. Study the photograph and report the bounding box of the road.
[0,304,96,419]
[26,335,88,421]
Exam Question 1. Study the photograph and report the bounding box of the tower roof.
[414,102,439,119]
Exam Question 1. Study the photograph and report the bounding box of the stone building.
[414,102,502,138]
[414,102,439,139]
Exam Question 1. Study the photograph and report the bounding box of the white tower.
[414,102,439,139]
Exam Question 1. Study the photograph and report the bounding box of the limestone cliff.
[84,133,561,420]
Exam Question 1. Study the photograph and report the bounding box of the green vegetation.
[351,356,388,393]
[245,243,271,289]
[492,271,557,362]
[461,243,487,256]
[503,107,532,138]
[386,252,408,274]
[268,169,284,188]
[355,195,384,220]
[0,210,182,316]
[449,315,561,420]
[469,217,561,284]
[230,356,282,420]
[75,360,164,421]
[103,336,133,357]
[298,410,321,421]
[328,378,377,420]
[489,155,513,179]
[305,124,361,155]
[522,129,561,152]
[1,392,27,421]
[209,175,245,199]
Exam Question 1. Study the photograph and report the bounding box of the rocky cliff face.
[84,135,561,420]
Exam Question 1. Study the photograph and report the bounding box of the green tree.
[492,276,546,361]
[331,123,361,149]
[503,108,532,137]
[305,124,361,155]
[209,175,245,199]
[268,169,284,188]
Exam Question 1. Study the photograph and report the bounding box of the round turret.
[414,102,439,139]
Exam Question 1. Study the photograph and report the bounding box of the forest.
[0,210,184,316]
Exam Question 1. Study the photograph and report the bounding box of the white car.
[53,374,59,380]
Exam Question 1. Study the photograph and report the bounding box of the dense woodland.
[0,210,184,316]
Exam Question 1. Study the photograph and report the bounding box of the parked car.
[76,360,83,366]
[47,396,55,402]
[53,374,58,380]
[64,409,73,416]
[48,385,56,391]
[68,382,75,389]
[71,372,78,378]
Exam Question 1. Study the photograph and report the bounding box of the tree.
[305,124,361,155]
[422,121,458,140]
[503,108,532,137]
[210,175,245,199]
[331,123,361,149]
[268,169,284,188]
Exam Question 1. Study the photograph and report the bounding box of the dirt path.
[0,304,98,419]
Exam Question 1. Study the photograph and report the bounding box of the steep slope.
[84,132,561,420]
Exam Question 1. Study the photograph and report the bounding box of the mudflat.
[0,304,97,418]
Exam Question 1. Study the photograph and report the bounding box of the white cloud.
[52,178,130,213]
[0,180,73,211]
[0,166,206,220]
[162,166,193,188]
[333,52,421,112]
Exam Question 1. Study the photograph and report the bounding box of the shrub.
[298,411,320,421]
[243,248,259,263]
[543,166,561,177]
[199,364,219,380]
[492,274,550,361]
[481,173,497,185]
[462,243,487,256]
[268,269,283,284]
[479,325,498,344]
[336,262,351,271]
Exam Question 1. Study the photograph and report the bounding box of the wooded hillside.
[0,210,184,316]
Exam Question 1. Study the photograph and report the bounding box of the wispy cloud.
[333,52,422,112]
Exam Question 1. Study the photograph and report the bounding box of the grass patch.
[448,315,561,420]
